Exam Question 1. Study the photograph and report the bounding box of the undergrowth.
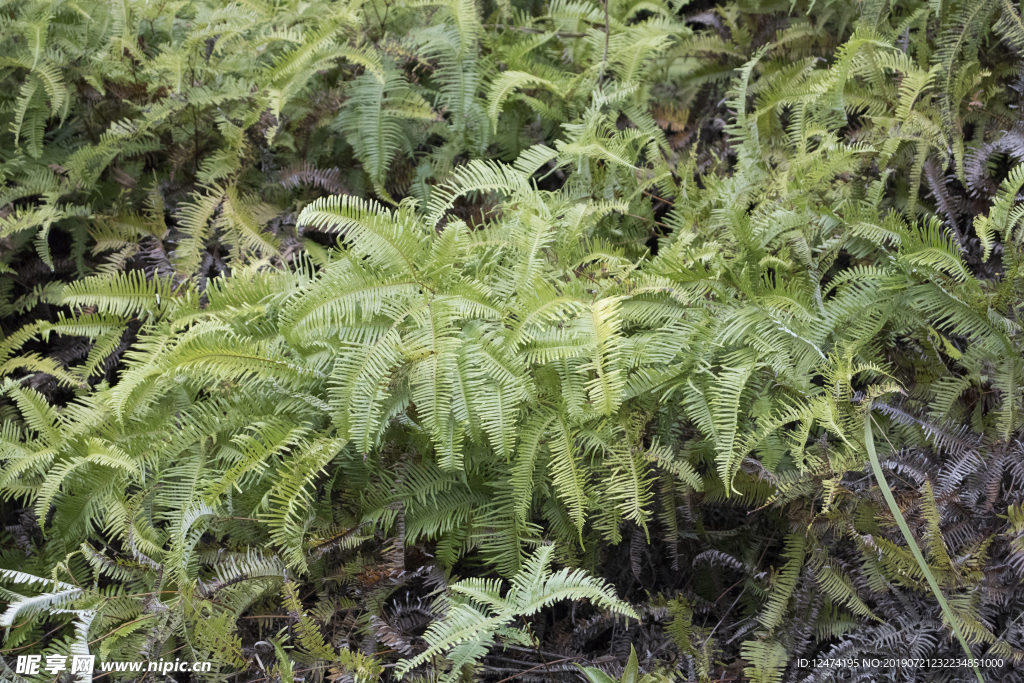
[1,0,1024,681]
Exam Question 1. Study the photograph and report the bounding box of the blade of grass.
[864,414,984,683]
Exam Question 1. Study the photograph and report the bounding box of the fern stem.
[0,625,64,655]
[864,414,984,683]
[484,24,588,38]
[520,615,554,683]
[603,0,610,65]
[492,658,575,683]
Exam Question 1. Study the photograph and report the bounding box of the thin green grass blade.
[864,414,984,683]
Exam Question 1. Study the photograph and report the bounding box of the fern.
[396,544,636,682]
[1,1,1023,680]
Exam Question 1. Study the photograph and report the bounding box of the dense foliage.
[1,0,1024,681]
